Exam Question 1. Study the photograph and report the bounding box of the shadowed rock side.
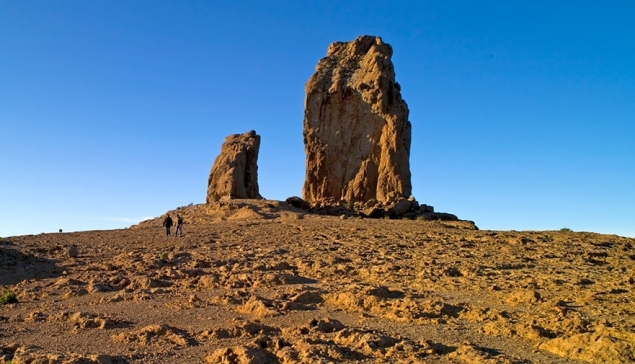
[303,35,412,206]
[206,130,262,203]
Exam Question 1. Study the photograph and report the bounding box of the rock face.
[206,130,262,203]
[302,35,412,205]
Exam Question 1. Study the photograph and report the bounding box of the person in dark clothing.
[162,214,173,237]
[175,214,184,237]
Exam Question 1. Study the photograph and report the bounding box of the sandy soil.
[1,200,634,363]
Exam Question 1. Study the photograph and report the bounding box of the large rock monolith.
[302,35,412,206]
[206,130,262,203]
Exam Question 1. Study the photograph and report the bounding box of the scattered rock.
[539,328,635,363]
[390,199,412,216]
[285,196,310,210]
[68,244,79,258]
[506,290,542,305]
[237,296,279,318]
[310,318,345,333]
[111,324,195,347]
[362,206,386,218]
[420,212,459,221]
[448,341,529,363]
[206,346,277,364]
[4,206,635,363]
[290,290,323,304]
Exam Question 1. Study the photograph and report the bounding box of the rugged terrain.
[1,200,634,363]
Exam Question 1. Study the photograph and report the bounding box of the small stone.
[68,245,78,258]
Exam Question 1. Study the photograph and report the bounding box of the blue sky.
[1,1,633,237]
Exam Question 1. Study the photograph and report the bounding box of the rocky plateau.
[1,199,634,363]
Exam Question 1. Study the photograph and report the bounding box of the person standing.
[175,214,184,237]
[162,214,173,237]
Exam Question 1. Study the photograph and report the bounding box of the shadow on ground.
[0,238,62,286]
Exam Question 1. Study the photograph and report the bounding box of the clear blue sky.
[1,1,633,237]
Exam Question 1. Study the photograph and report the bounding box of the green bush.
[159,252,169,262]
[560,228,572,233]
[0,290,18,305]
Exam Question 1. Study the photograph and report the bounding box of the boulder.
[390,199,412,215]
[302,35,412,206]
[407,196,419,210]
[285,196,310,210]
[421,212,458,221]
[311,204,350,216]
[206,130,262,203]
[362,206,386,219]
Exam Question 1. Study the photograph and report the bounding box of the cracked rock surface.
[303,35,412,205]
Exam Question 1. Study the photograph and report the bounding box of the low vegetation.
[0,290,18,305]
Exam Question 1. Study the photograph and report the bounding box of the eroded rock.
[302,35,412,206]
[206,130,262,203]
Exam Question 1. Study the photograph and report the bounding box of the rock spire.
[206,130,262,203]
[302,35,412,205]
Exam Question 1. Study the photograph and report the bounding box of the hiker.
[162,214,173,237]
[175,214,184,237]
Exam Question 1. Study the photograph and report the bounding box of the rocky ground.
[1,200,634,363]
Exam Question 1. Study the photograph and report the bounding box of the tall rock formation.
[206,130,262,203]
[302,35,412,205]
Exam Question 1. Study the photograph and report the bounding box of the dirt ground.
[1,200,634,363]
